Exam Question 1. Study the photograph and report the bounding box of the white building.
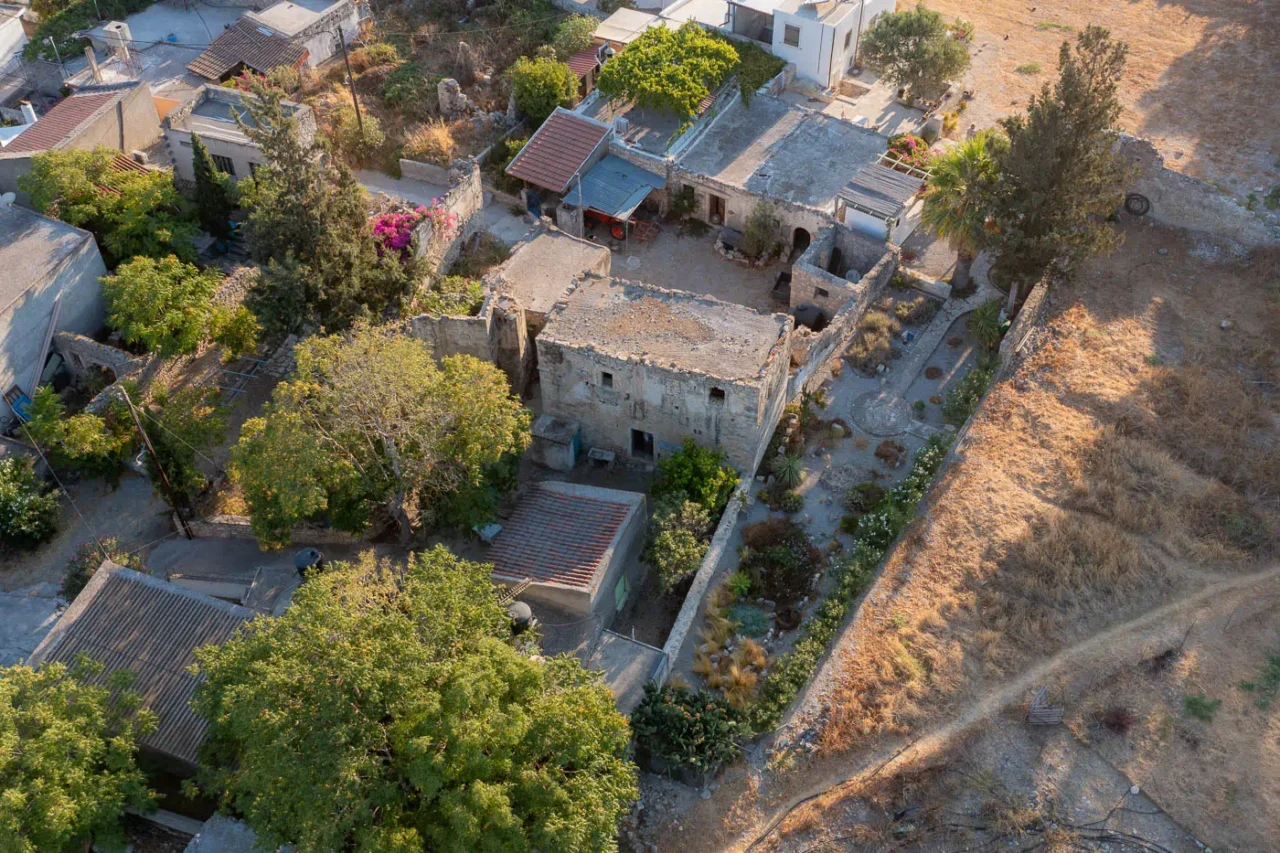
[0,4,26,69]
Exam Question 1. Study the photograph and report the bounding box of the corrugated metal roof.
[3,88,127,153]
[505,108,611,194]
[839,163,923,220]
[187,18,308,81]
[562,154,666,220]
[488,483,642,589]
[25,563,253,768]
[567,47,600,78]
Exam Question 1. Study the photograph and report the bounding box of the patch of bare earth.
[642,222,1278,851]
[913,0,1280,195]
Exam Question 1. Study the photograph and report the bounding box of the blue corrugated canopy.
[562,154,667,221]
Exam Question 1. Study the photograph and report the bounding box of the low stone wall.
[410,293,497,363]
[999,278,1049,370]
[422,161,486,275]
[1119,134,1278,248]
[655,479,753,685]
[179,513,371,546]
[53,331,144,376]
[399,158,453,186]
[897,267,951,300]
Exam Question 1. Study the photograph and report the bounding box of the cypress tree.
[191,133,235,241]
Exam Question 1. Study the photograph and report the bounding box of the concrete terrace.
[539,277,791,383]
[676,94,887,212]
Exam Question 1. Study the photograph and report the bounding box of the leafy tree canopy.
[18,147,199,264]
[142,386,228,505]
[229,325,530,547]
[191,548,638,853]
[552,15,598,60]
[983,26,1129,303]
[651,438,738,516]
[509,55,577,126]
[0,457,60,552]
[24,386,137,483]
[596,23,739,122]
[859,3,971,102]
[237,80,416,335]
[101,255,225,356]
[0,657,156,853]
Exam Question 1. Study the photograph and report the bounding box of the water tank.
[508,601,533,634]
[613,116,630,135]
[294,548,325,578]
[102,21,132,53]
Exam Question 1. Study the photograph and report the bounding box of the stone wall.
[410,292,497,361]
[180,514,370,545]
[53,331,143,376]
[1118,134,1278,249]
[421,160,486,275]
[399,157,453,186]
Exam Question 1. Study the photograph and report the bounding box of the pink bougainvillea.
[371,200,460,261]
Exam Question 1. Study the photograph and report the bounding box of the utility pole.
[119,387,194,540]
[336,26,364,134]
[46,37,65,74]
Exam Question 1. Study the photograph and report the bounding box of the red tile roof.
[505,108,611,194]
[3,89,123,154]
[187,18,308,81]
[568,47,600,78]
[488,484,640,589]
[26,563,252,767]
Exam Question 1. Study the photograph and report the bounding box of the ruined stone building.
[536,278,794,473]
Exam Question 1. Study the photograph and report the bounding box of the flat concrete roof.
[487,227,611,316]
[540,277,791,383]
[589,631,664,714]
[0,205,95,315]
[677,94,887,212]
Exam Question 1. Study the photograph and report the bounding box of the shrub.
[380,62,438,116]
[418,275,485,316]
[726,570,753,598]
[846,310,902,371]
[25,386,136,482]
[968,298,1004,348]
[61,537,141,599]
[942,352,1000,426]
[1239,653,1280,710]
[652,439,738,516]
[404,120,456,166]
[490,136,528,193]
[211,305,261,359]
[645,497,713,593]
[102,255,223,356]
[727,603,769,637]
[347,41,399,73]
[0,457,60,551]
[842,482,886,515]
[1183,692,1221,723]
[1015,62,1042,75]
[769,453,805,490]
[742,201,782,260]
[894,295,940,324]
[887,133,934,170]
[952,17,975,40]
[751,435,952,731]
[739,516,820,605]
[730,37,785,104]
[631,683,751,777]
[330,107,385,162]
[509,55,577,125]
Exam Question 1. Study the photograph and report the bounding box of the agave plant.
[770,453,806,490]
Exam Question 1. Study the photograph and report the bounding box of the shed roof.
[567,46,600,78]
[488,482,644,590]
[0,204,97,317]
[594,7,668,44]
[25,563,253,767]
[505,108,611,194]
[840,163,924,220]
[561,154,666,221]
[2,84,138,154]
[187,18,308,81]
[540,277,792,383]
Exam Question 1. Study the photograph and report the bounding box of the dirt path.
[732,564,1280,851]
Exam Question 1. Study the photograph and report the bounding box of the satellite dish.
[0,192,15,208]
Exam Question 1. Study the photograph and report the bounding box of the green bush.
[644,496,712,593]
[211,305,262,359]
[968,298,1004,348]
[941,352,1000,426]
[24,387,136,482]
[24,0,151,61]
[509,55,576,125]
[652,438,738,516]
[751,435,952,731]
[490,136,528,194]
[729,37,784,105]
[742,201,781,260]
[331,107,386,163]
[380,63,438,116]
[102,255,223,356]
[631,683,751,777]
[727,603,770,637]
[739,517,820,605]
[1183,692,1221,723]
[417,275,484,316]
[0,457,60,551]
[552,15,598,59]
[842,482,886,515]
[61,537,141,600]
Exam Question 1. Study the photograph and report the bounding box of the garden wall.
[177,513,371,546]
[653,479,753,685]
[1118,134,1278,249]
[419,161,486,275]
[399,158,453,186]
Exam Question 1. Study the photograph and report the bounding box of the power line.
[138,406,221,469]
[16,421,112,565]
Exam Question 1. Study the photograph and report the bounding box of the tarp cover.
[561,155,667,221]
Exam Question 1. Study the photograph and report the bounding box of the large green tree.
[18,147,199,264]
[142,386,228,506]
[920,129,1007,289]
[237,80,414,335]
[190,133,237,241]
[596,23,739,122]
[983,26,1129,310]
[859,4,970,102]
[229,325,530,547]
[191,548,638,853]
[0,658,156,853]
[101,255,224,355]
[509,54,578,126]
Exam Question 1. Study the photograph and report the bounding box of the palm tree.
[920,130,1007,292]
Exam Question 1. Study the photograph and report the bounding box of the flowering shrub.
[886,133,934,171]
[371,201,460,261]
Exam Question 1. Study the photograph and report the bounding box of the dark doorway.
[790,227,812,262]
[631,428,654,460]
[709,193,726,224]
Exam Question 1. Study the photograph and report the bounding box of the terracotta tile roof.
[505,108,611,194]
[26,563,253,767]
[567,47,600,78]
[488,484,641,589]
[3,88,125,154]
[187,18,308,81]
